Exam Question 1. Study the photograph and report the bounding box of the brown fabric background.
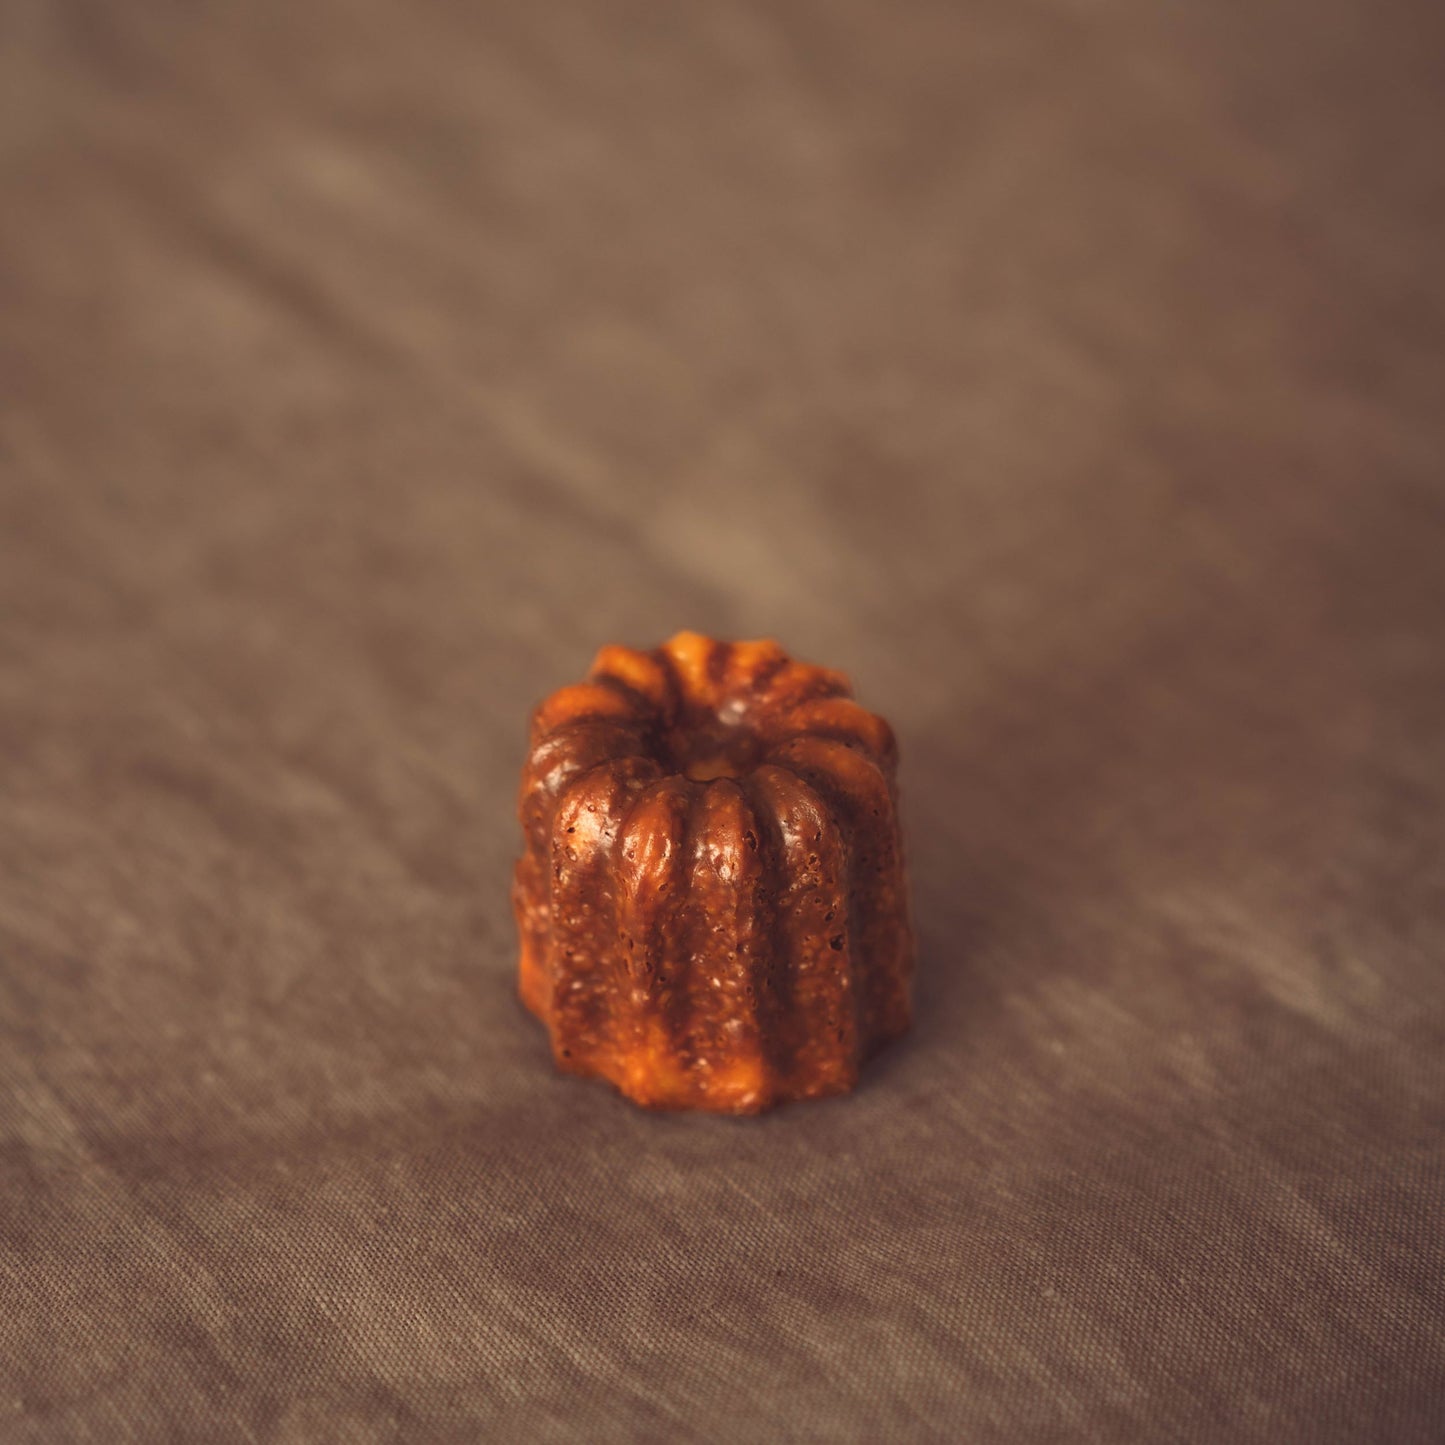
[3,2,1444,1441]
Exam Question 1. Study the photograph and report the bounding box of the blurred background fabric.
[2,2,1444,1441]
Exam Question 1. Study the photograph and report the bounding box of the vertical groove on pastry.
[772,736,911,1051]
[546,761,637,1074]
[748,763,859,1098]
[736,772,790,1095]
[588,645,675,721]
[667,783,705,1085]
[705,638,734,690]
[659,631,719,716]
[615,775,695,1106]
[728,639,789,699]
[648,644,686,728]
[683,778,770,1111]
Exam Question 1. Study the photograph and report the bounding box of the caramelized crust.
[512,630,913,1113]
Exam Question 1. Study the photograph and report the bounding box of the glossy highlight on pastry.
[513,632,913,1113]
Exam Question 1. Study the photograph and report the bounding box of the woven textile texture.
[2,2,1444,1441]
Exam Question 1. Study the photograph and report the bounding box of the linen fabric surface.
[2,2,1443,1441]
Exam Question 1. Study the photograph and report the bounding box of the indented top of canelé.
[527,631,897,788]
